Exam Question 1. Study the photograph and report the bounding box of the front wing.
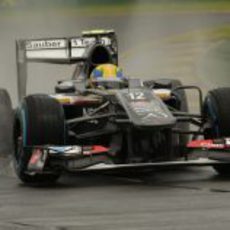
[24,143,230,174]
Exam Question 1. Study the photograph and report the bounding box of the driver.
[89,64,127,89]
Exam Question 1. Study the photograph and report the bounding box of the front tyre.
[0,89,13,155]
[203,88,230,176]
[13,94,66,184]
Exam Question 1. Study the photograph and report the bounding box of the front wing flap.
[187,137,230,161]
[76,158,230,173]
[26,145,111,173]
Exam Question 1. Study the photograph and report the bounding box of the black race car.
[13,29,230,184]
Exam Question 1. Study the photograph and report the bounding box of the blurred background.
[0,0,230,108]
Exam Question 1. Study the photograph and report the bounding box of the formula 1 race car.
[13,29,230,184]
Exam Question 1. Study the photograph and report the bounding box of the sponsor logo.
[48,146,82,156]
[26,39,66,50]
[187,140,223,149]
[71,37,111,48]
[130,101,169,119]
[200,142,224,149]
[71,37,95,47]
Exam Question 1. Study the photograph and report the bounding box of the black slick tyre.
[13,94,65,184]
[203,87,230,176]
[0,88,13,155]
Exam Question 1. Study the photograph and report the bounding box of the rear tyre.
[0,89,13,155]
[203,87,230,176]
[13,94,65,184]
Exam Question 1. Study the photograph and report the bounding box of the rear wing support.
[16,40,28,102]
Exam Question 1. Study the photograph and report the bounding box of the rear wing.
[16,29,118,101]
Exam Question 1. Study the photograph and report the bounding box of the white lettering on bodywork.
[26,39,66,50]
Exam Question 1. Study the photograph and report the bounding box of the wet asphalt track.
[1,168,230,229]
[0,7,230,229]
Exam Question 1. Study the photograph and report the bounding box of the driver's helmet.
[89,64,126,89]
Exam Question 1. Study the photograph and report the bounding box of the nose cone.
[116,88,176,128]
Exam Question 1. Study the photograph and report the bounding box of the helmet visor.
[92,78,126,89]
